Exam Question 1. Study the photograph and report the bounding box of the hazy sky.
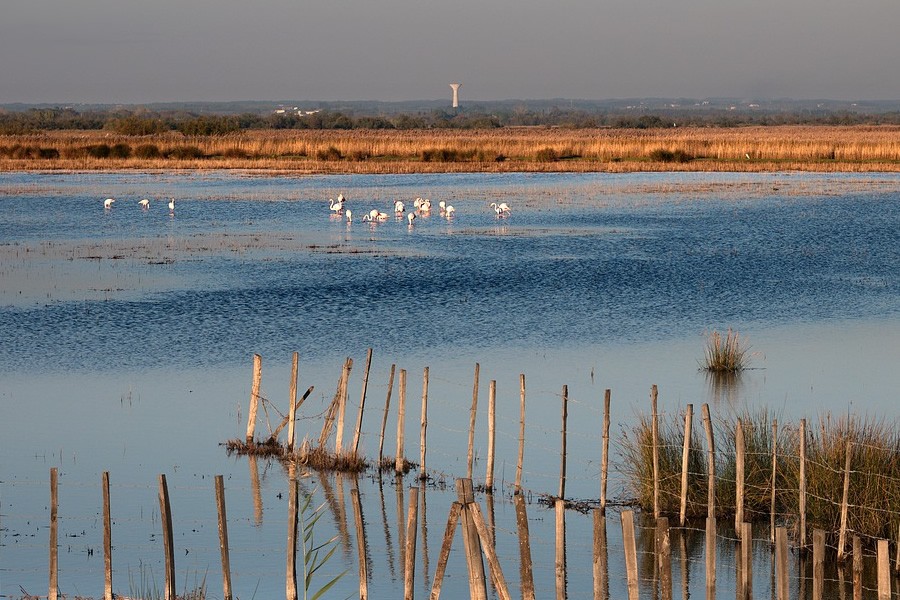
[2,0,899,104]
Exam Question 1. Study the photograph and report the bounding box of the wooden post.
[352,348,373,457]
[49,467,58,600]
[878,539,891,600]
[799,418,807,550]
[621,509,640,600]
[351,487,368,600]
[559,384,568,500]
[334,357,353,455]
[378,364,396,464]
[486,380,496,490]
[287,352,299,451]
[516,495,536,600]
[657,517,672,600]
[775,527,789,600]
[741,522,752,599]
[770,419,777,544]
[651,384,660,519]
[735,418,745,536]
[467,502,511,600]
[467,363,480,480]
[813,529,825,600]
[456,479,487,600]
[702,404,716,519]
[245,353,262,443]
[680,404,693,526]
[516,374,526,492]
[215,475,233,600]
[555,498,567,600]
[852,535,863,600]
[404,486,419,600]
[601,389,611,515]
[420,366,429,479]
[593,510,608,600]
[286,465,298,600]
[706,517,717,598]
[158,474,176,600]
[430,502,462,600]
[395,368,407,474]
[102,471,112,600]
[896,523,900,573]
[838,439,852,562]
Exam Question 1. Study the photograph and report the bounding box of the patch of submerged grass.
[224,438,368,472]
[701,328,749,372]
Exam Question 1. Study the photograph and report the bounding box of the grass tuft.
[701,328,749,372]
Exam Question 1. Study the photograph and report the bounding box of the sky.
[2,0,899,104]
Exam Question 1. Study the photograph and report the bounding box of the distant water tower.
[449,83,461,108]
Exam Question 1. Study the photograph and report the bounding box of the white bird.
[104,198,115,209]
[139,198,150,209]
[413,197,423,209]
[337,193,345,203]
[346,209,352,222]
[439,200,446,214]
[394,200,405,213]
[445,205,456,217]
[368,208,380,220]
[418,198,432,213]
[329,198,343,213]
[407,213,416,225]
[168,198,175,212]
[490,202,510,216]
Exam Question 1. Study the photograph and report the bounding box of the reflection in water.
[593,510,609,600]
[378,475,398,580]
[318,471,352,554]
[516,495,536,600]
[249,454,263,527]
[350,478,368,599]
[395,475,406,571]
[706,370,744,408]
[419,481,430,592]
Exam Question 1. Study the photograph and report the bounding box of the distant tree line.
[3,105,900,135]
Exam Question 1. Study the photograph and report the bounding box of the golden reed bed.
[3,125,900,173]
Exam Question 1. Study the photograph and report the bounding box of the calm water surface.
[1,171,898,599]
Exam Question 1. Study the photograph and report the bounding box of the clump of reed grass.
[701,328,749,372]
[224,438,369,472]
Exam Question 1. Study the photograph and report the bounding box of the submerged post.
[102,471,113,600]
[49,468,58,600]
[215,475,233,600]
[158,474,176,600]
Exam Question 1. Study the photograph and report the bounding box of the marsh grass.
[701,329,749,372]
[223,438,368,472]
[5,126,900,173]
[622,409,900,540]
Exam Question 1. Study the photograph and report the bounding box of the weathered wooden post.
[702,403,716,520]
[770,418,777,544]
[287,352,299,451]
[334,357,353,455]
[775,527,789,600]
[158,474,176,600]
[593,510,608,600]
[838,439,852,561]
[735,418,745,536]
[351,348,373,457]
[601,389,611,515]
[559,384,568,500]
[457,479,487,600]
[680,403,693,526]
[853,535,863,600]
[469,502,512,600]
[378,364,396,464]
[466,363,480,480]
[214,475,232,600]
[430,502,462,600]
[286,465,299,600]
[799,418,807,550]
[706,516,717,599]
[49,467,58,600]
[516,373,526,492]
[878,539,891,599]
[741,522,752,599]
[420,366,429,479]
[651,384,660,519]
[395,368,407,474]
[555,498,567,600]
[517,495,536,600]
[486,380,497,490]
[657,517,672,600]
[813,529,825,600]
[245,353,262,443]
[102,471,112,600]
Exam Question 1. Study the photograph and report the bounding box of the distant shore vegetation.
[4,105,900,173]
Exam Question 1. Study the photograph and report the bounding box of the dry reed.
[4,126,900,173]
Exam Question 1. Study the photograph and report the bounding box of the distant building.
[449,83,461,108]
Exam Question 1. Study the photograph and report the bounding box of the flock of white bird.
[328,194,509,224]
[104,197,176,213]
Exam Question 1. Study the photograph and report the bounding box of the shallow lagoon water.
[1,170,899,599]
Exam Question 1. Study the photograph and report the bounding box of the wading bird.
[394,200,405,213]
[104,198,115,209]
[139,199,150,209]
[329,198,343,213]
[490,202,510,216]
[168,198,175,213]
[445,205,456,217]
[407,213,416,225]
